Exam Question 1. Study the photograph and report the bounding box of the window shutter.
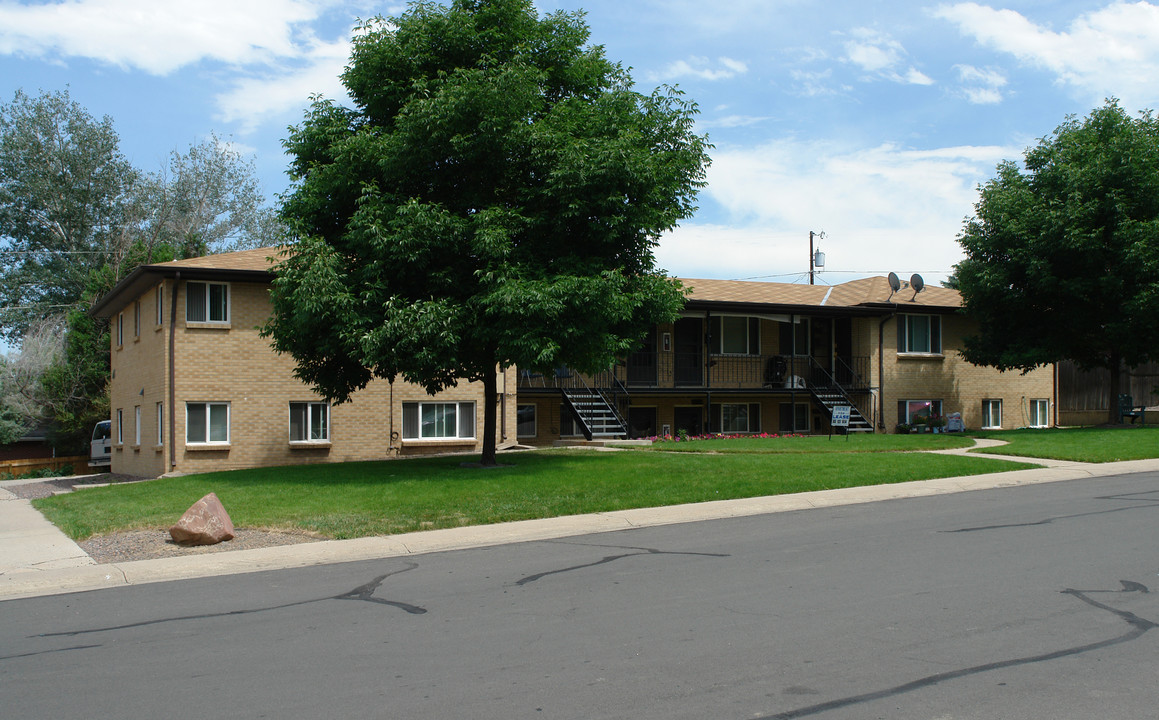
[748,318,760,355]
[930,315,941,354]
[402,403,418,439]
[897,400,906,424]
[897,316,907,352]
[749,403,761,432]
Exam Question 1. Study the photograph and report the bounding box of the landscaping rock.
[169,492,235,545]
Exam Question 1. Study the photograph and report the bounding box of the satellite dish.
[887,272,901,292]
[910,274,925,301]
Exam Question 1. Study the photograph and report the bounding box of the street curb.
[5,458,1158,601]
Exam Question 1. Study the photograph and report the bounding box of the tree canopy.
[265,0,710,464]
[954,100,1159,421]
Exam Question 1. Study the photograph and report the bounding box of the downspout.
[704,310,712,433]
[501,366,507,443]
[877,312,894,431]
[789,312,797,430]
[1053,361,1059,428]
[168,272,179,469]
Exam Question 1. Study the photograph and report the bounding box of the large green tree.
[0,88,137,341]
[265,0,708,464]
[954,101,1159,423]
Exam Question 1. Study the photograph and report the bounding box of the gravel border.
[11,473,324,564]
[79,528,323,564]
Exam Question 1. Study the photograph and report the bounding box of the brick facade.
[106,271,514,477]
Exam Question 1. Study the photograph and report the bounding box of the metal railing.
[517,354,871,392]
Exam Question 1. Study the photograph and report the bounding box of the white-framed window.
[186,281,229,323]
[290,402,330,442]
[156,285,164,326]
[1028,399,1049,428]
[186,402,230,444]
[156,402,164,446]
[116,408,123,445]
[134,405,141,445]
[116,312,124,346]
[517,404,537,438]
[982,400,1002,429]
[779,402,810,432]
[899,399,943,425]
[402,401,476,440]
[898,314,942,354]
[715,402,761,433]
[710,316,760,355]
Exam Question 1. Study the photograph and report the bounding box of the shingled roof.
[92,246,961,317]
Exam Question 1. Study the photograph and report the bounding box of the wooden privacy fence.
[0,455,87,478]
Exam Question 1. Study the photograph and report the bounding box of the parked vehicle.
[90,420,112,469]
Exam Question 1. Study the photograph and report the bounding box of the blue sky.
[3,0,1159,288]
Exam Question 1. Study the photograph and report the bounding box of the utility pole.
[809,231,825,285]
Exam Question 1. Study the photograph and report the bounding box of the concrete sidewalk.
[4,449,1158,602]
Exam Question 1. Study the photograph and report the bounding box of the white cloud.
[789,68,852,97]
[657,139,1017,284]
[842,28,934,85]
[648,56,748,82]
[0,0,333,75]
[936,1,1159,109]
[216,36,352,133]
[702,114,774,129]
[954,64,1007,104]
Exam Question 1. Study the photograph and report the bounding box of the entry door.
[627,330,658,386]
[673,317,703,386]
[673,406,703,436]
[627,407,657,439]
[834,317,854,385]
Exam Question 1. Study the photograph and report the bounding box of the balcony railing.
[518,354,871,392]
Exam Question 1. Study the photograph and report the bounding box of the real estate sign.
[831,405,851,427]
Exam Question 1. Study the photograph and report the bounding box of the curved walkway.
[3,440,1158,601]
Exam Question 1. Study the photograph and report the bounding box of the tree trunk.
[480,367,498,466]
[1107,350,1122,425]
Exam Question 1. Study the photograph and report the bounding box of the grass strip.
[35,449,1033,541]
[970,426,1159,462]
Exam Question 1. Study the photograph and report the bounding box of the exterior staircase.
[560,387,628,441]
[810,388,874,432]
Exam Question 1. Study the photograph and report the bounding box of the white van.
[90,420,112,469]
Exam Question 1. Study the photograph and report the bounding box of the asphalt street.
[4,470,1158,719]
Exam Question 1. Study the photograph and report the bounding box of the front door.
[673,406,703,436]
[627,330,658,386]
[627,407,657,439]
[673,317,703,386]
[834,317,854,385]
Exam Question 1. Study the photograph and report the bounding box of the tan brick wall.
[109,282,170,478]
[878,313,1054,430]
[109,279,511,476]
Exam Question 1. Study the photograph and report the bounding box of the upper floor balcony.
[518,353,871,394]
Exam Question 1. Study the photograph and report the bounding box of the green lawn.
[970,426,1159,462]
[34,447,1032,541]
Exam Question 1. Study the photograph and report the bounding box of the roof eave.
[89,265,274,318]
